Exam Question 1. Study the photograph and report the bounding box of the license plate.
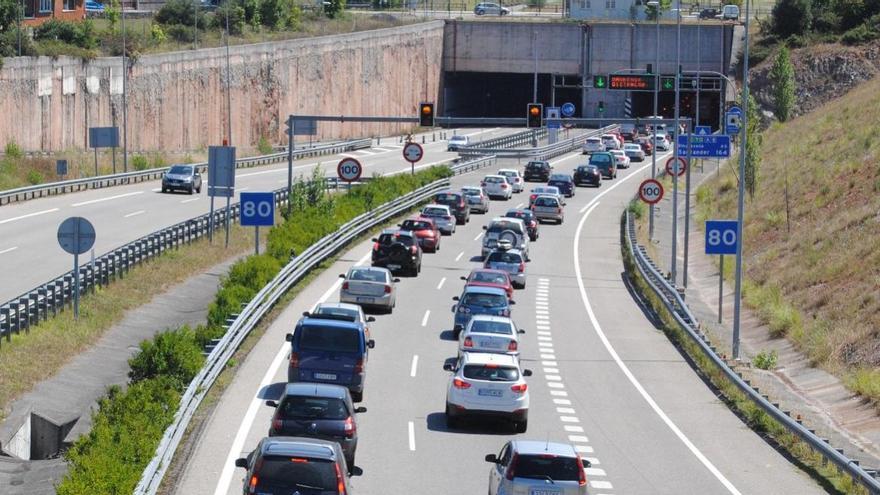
[356,296,373,303]
[388,264,401,270]
[314,373,337,381]
[480,340,501,349]
[530,490,561,495]
[478,388,503,397]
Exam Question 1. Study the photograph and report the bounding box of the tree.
[769,45,796,121]
[771,0,813,38]
[741,92,762,200]
[0,0,19,32]
[645,0,672,20]
[324,0,346,18]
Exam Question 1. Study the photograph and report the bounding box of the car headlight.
[182,177,192,182]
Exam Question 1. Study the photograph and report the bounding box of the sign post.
[705,220,738,327]
[240,192,275,255]
[88,127,120,175]
[402,142,424,175]
[208,145,236,247]
[57,217,96,320]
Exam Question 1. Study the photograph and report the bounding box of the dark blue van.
[286,313,375,402]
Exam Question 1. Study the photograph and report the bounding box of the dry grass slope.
[697,76,880,400]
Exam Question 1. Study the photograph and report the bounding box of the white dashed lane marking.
[455,251,464,262]
[0,247,19,255]
[0,208,60,225]
[421,310,431,327]
[123,210,145,218]
[410,355,419,377]
[436,277,446,290]
[408,421,416,451]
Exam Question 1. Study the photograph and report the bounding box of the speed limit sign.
[665,156,687,177]
[337,157,363,182]
[402,142,424,164]
[638,179,664,204]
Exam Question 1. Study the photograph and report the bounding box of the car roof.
[469,314,514,324]
[350,266,390,275]
[505,208,533,216]
[469,268,510,277]
[315,302,361,313]
[423,203,451,211]
[300,316,362,330]
[283,382,349,399]
[260,437,340,460]
[489,247,524,256]
[437,190,461,196]
[462,285,509,296]
[510,440,577,457]
[460,351,518,366]
[497,168,518,174]
[490,216,524,225]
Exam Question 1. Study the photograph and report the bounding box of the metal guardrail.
[133,155,496,494]
[623,210,880,494]
[459,125,619,160]
[0,139,372,206]
[457,128,548,152]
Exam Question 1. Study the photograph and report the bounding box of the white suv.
[443,352,533,432]
[496,169,524,193]
[582,137,604,154]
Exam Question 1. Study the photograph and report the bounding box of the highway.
[0,128,515,303]
[171,148,824,494]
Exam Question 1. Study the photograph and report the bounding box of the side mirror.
[460,276,467,281]
[339,274,346,278]
[509,300,516,305]
[452,296,460,301]
[367,316,376,323]
[355,406,367,413]
[485,454,498,464]
[234,458,248,469]
[393,278,401,283]
[350,466,364,477]
[583,459,592,468]
[371,238,378,243]
[367,339,375,349]
[285,333,293,342]
[265,400,278,408]
[443,363,454,372]
[522,369,533,377]
[482,225,487,230]
[518,328,526,334]
[396,224,401,227]
[302,311,310,317]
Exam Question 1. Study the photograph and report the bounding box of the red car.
[460,269,514,299]
[398,216,441,253]
[637,137,654,156]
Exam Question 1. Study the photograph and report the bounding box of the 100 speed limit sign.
[638,179,664,204]
[337,157,363,182]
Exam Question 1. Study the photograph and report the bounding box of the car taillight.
[463,337,474,348]
[510,382,527,393]
[530,194,536,202]
[289,352,299,368]
[577,455,588,486]
[508,340,518,352]
[411,246,418,254]
[557,207,562,214]
[342,281,349,290]
[335,463,347,495]
[353,358,364,374]
[502,308,510,317]
[453,378,471,389]
[529,221,536,228]
[344,416,356,438]
[501,184,508,189]
[248,475,258,494]
[372,242,379,251]
[446,215,454,221]
[518,262,525,272]
[384,285,392,294]
[272,418,282,432]
[480,182,486,187]
[506,453,518,480]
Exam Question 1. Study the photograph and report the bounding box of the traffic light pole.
[287,115,294,218]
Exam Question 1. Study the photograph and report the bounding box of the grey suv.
[161,164,202,194]
[474,2,510,15]
[486,440,590,495]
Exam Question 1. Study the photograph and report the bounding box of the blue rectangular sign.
[677,134,731,158]
[705,220,738,255]
[240,192,275,227]
[547,119,561,129]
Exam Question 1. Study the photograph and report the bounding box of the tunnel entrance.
[631,90,722,131]
[442,72,581,120]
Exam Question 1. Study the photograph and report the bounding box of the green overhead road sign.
[661,77,675,90]
[593,75,607,89]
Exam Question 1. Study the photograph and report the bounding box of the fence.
[459,125,618,160]
[623,209,880,494]
[0,139,372,206]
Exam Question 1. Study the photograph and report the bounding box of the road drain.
[2,413,77,460]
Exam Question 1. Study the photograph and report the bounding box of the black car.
[235,436,360,493]
[523,160,552,182]
[371,229,422,276]
[573,164,602,187]
[589,152,617,179]
[504,208,539,241]
[161,164,202,194]
[547,173,576,198]
[433,191,470,225]
[267,383,366,468]
[699,7,720,18]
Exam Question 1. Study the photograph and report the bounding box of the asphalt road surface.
[0,128,515,303]
[171,149,824,495]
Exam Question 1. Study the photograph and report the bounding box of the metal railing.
[459,125,619,160]
[132,155,495,494]
[457,128,547,152]
[0,139,372,206]
[623,209,880,494]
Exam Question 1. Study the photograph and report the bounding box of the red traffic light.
[421,105,432,115]
[529,106,540,116]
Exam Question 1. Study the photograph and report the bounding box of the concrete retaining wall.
[0,22,445,152]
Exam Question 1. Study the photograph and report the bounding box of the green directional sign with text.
[593,75,607,89]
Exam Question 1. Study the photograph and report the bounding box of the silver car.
[483,248,527,289]
[420,204,456,235]
[462,186,490,214]
[531,194,564,224]
[339,267,398,313]
[459,315,524,356]
[482,217,530,260]
[623,143,645,162]
[474,1,510,15]
[481,175,513,200]
[486,440,590,495]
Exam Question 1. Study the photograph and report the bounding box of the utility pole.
[670,0,682,285]
[649,0,660,241]
[121,0,128,173]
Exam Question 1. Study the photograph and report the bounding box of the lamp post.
[733,0,752,359]
[121,0,128,173]
[670,0,682,285]
[647,0,660,242]
[224,0,232,145]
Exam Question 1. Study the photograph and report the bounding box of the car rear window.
[526,162,547,169]
[470,320,513,335]
[279,396,349,420]
[484,176,504,183]
[435,193,462,203]
[462,293,508,308]
[534,197,558,207]
[463,365,519,381]
[499,171,516,178]
[487,251,523,264]
[298,326,361,353]
[513,455,580,482]
[549,174,570,182]
[377,233,414,246]
[487,221,523,234]
[590,154,612,165]
[348,268,387,283]
[422,207,449,216]
[255,455,337,491]
[401,220,431,231]
[314,307,359,321]
[470,271,509,285]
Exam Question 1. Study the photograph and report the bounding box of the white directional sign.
[337,157,363,182]
[638,179,664,204]
[402,142,424,164]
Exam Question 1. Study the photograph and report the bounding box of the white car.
[652,134,671,151]
[338,266,398,313]
[582,137,604,154]
[601,134,620,151]
[448,134,469,151]
[420,204,456,235]
[481,175,513,200]
[610,149,630,169]
[444,351,533,432]
[482,217,530,260]
[623,143,646,162]
[459,315,524,356]
[310,302,375,336]
[497,169,524,193]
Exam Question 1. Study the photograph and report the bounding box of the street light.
[647,0,660,242]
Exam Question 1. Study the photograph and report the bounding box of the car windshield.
[348,269,387,283]
[484,176,504,183]
[169,165,192,175]
[298,325,360,353]
[471,271,509,285]
[532,187,559,195]
[590,154,612,164]
[435,193,461,203]
[487,221,523,234]
[534,197,558,207]
[422,207,448,216]
[586,138,601,143]
[505,210,533,221]
[487,251,523,264]
[461,292,508,308]
[513,455,580,482]
[463,365,519,381]
[499,171,516,178]
[255,455,336,490]
[401,220,432,231]
[470,320,513,335]
[314,307,360,321]
[279,396,349,420]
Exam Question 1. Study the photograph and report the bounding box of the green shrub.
[156,0,202,26]
[753,349,778,370]
[34,19,98,49]
[771,0,812,39]
[26,169,43,185]
[257,135,274,155]
[4,140,23,159]
[131,155,149,171]
[207,283,257,328]
[151,153,167,169]
[151,23,168,43]
[213,2,246,34]
[841,23,880,44]
[128,326,205,389]
[627,199,645,219]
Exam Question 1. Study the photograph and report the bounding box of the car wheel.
[515,420,528,433]
[161,187,167,193]
[559,217,564,225]
[196,185,202,193]
[351,391,363,402]
[188,185,194,195]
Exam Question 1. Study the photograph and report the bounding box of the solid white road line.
[181,197,200,204]
[572,173,742,495]
[408,421,416,451]
[410,355,419,377]
[461,127,500,137]
[214,250,372,495]
[0,247,18,255]
[151,187,162,192]
[0,207,59,225]
[421,310,431,327]
[515,202,524,208]
[455,251,464,262]
[436,277,446,290]
[72,191,143,207]
[123,210,145,218]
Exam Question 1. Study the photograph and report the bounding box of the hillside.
[697,76,880,399]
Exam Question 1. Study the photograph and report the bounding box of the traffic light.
[593,75,607,89]
[419,102,434,127]
[527,103,543,129]
[598,101,605,113]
